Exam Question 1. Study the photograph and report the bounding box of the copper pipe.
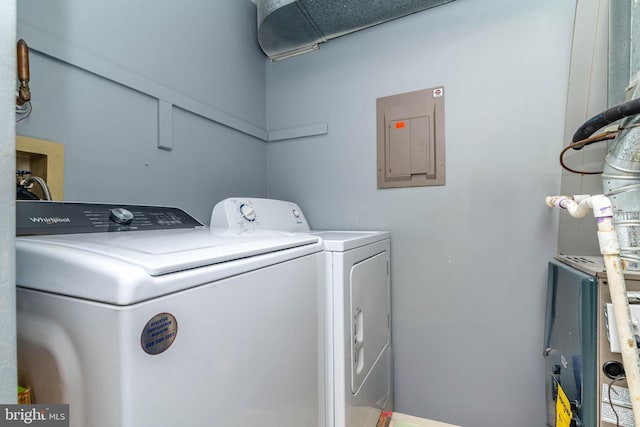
[16,39,31,105]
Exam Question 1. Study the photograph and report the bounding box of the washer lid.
[18,228,318,276]
[310,230,390,251]
[17,228,322,304]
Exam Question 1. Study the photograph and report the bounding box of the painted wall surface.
[265,0,574,425]
[10,0,584,423]
[18,0,266,128]
[0,0,16,405]
[16,0,267,223]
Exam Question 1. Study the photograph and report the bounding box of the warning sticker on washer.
[141,313,178,355]
[555,382,572,427]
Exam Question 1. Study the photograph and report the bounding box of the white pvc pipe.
[547,194,640,425]
[545,194,597,219]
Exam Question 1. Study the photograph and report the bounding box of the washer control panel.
[211,198,310,233]
[16,201,203,236]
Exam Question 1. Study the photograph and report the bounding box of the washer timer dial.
[239,203,257,222]
[109,207,135,225]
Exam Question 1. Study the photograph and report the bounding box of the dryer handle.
[353,307,365,374]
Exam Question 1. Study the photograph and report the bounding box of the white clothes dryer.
[313,231,392,427]
[16,201,325,427]
[212,198,392,427]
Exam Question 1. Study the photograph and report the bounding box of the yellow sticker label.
[556,382,573,427]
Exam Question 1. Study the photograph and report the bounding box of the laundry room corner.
[5,0,631,425]
[265,0,574,425]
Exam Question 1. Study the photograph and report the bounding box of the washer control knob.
[239,203,256,222]
[292,208,300,218]
[109,208,134,225]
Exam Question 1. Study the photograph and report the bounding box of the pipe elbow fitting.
[588,195,613,218]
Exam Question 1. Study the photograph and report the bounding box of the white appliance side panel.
[323,252,337,427]
[17,253,325,427]
[332,251,347,427]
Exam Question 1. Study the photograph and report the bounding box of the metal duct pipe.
[598,84,640,270]
[257,0,455,60]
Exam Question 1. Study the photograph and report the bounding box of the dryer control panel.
[211,197,310,232]
[16,201,203,236]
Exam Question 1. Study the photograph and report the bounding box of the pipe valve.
[16,39,31,106]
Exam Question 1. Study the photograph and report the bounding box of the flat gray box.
[377,87,445,188]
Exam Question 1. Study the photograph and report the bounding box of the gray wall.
[0,0,16,405]
[265,1,574,426]
[17,0,268,223]
[8,0,586,424]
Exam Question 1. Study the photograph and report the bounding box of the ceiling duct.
[257,0,455,61]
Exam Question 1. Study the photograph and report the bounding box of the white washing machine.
[212,198,392,427]
[16,200,325,427]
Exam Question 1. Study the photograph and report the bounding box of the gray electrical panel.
[376,87,445,189]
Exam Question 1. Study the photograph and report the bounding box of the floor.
[391,412,461,427]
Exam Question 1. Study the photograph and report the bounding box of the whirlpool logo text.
[28,217,71,225]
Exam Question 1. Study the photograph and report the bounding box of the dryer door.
[350,251,390,394]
